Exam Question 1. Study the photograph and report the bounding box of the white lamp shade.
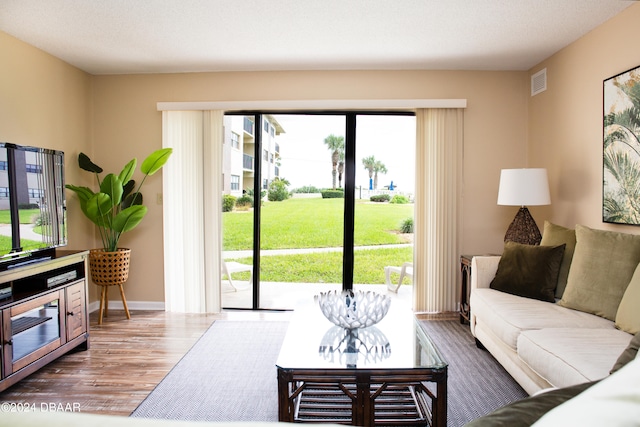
[497,168,550,206]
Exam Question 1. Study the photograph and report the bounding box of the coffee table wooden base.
[277,368,447,427]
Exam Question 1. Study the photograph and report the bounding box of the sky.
[273,114,416,194]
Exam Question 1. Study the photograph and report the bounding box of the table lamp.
[497,168,550,245]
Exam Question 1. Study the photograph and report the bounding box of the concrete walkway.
[0,223,45,241]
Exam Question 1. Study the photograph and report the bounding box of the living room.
[0,1,639,426]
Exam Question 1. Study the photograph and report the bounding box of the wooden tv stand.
[0,250,89,392]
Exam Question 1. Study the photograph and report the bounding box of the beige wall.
[1,28,536,305]
[0,32,95,281]
[529,3,640,233]
[91,70,529,303]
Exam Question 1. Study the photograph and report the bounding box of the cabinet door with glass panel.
[2,290,65,375]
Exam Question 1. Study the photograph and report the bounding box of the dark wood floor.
[0,309,283,415]
[0,309,455,416]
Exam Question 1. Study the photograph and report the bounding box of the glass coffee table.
[276,299,448,427]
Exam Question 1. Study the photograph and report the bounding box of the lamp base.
[504,206,542,245]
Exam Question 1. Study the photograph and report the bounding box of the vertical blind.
[414,108,464,312]
[162,110,223,313]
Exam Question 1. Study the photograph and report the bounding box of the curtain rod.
[157,99,467,111]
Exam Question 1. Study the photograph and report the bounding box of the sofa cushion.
[610,332,640,374]
[489,241,565,303]
[558,224,640,321]
[615,263,640,335]
[464,381,597,427]
[471,288,614,351]
[517,328,632,389]
[540,221,576,299]
[531,358,640,427]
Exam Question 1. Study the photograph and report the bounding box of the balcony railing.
[243,154,254,171]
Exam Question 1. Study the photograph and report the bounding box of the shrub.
[292,185,321,194]
[400,217,414,233]
[18,203,40,210]
[390,194,409,204]
[321,190,345,199]
[246,188,266,200]
[33,213,49,226]
[236,195,253,210]
[222,194,236,212]
[370,194,391,203]
[268,179,290,202]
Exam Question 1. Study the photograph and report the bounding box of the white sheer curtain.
[413,109,464,312]
[162,110,223,313]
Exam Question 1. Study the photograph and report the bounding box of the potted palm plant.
[66,148,172,322]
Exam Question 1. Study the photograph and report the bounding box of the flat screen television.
[0,143,67,270]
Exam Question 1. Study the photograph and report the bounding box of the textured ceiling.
[0,0,635,75]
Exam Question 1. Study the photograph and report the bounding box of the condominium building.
[222,115,284,197]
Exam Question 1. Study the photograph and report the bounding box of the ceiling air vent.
[531,68,547,96]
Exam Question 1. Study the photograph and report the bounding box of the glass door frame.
[224,110,415,310]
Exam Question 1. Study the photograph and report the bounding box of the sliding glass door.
[221,112,414,310]
[258,115,346,309]
[352,115,416,296]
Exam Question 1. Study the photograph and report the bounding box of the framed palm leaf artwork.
[603,65,640,225]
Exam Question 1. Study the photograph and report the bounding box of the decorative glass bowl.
[316,290,391,329]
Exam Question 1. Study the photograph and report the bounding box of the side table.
[459,255,473,324]
[460,254,498,324]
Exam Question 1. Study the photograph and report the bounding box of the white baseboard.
[88,300,165,313]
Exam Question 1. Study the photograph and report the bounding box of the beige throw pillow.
[616,264,640,335]
[558,225,640,321]
[540,221,576,299]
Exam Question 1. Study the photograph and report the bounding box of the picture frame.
[603,64,640,225]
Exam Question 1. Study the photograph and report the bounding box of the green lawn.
[223,197,412,250]
[0,209,43,253]
[0,208,41,224]
[230,246,413,285]
[223,197,414,284]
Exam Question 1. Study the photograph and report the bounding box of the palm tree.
[324,134,344,190]
[337,151,345,188]
[362,155,376,190]
[373,160,388,190]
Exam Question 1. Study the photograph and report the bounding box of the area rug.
[131,319,527,426]
[419,320,528,425]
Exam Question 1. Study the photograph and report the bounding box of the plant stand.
[89,248,132,325]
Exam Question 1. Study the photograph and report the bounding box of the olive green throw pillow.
[559,225,640,321]
[540,221,576,299]
[615,263,640,335]
[490,241,566,303]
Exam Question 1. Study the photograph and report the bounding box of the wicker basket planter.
[89,248,132,324]
[89,248,131,286]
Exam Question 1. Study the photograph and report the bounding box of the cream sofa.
[465,334,640,426]
[469,223,639,395]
